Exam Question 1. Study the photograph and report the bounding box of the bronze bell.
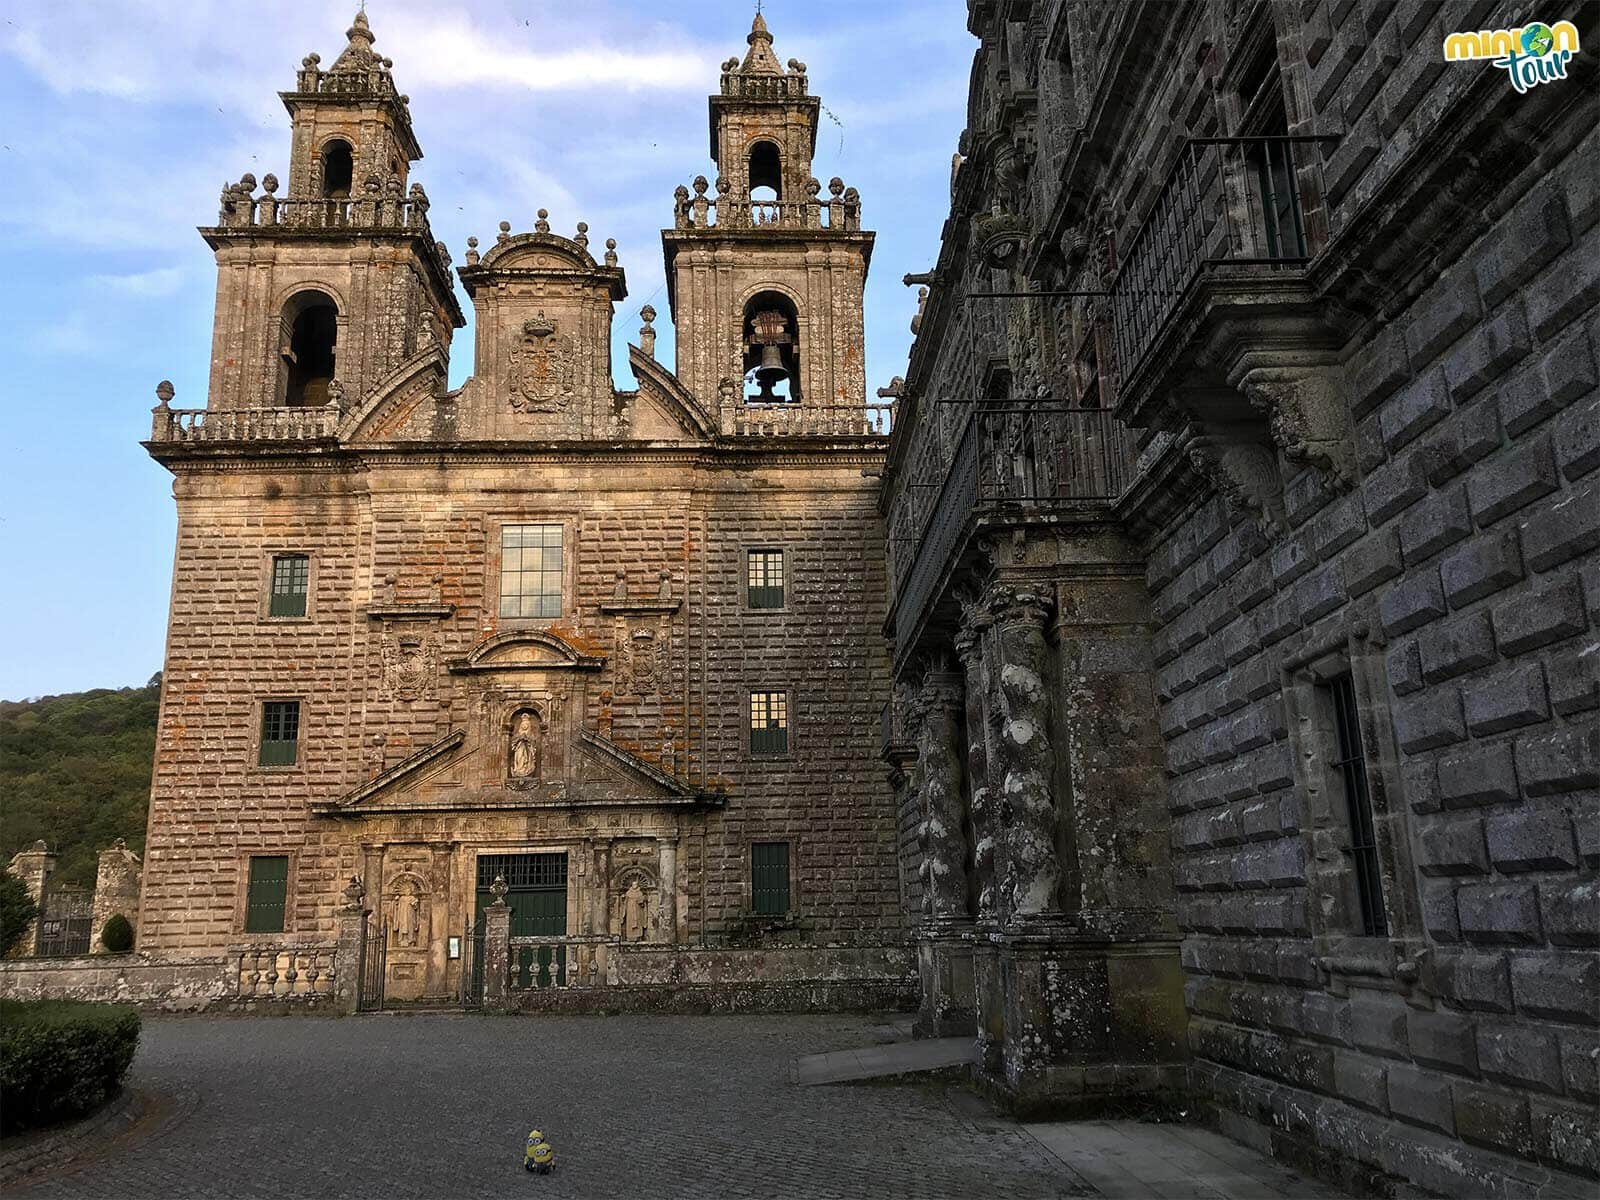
[754,344,788,401]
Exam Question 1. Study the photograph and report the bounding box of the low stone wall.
[0,952,341,1014]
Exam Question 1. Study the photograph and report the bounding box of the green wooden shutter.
[259,701,300,766]
[752,842,790,915]
[245,856,289,932]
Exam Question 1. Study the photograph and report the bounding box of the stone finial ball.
[467,236,478,247]
[828,177,844,196]
[577,221,588,232]
[261,173,278,194]
[239,172,257,190]
[692,175,709,195]
[499,220,512,231]
[538,208,549,219]
[606,238,617,249]
[308,52,321,64]
[641,304,656,322]
[156,380,175,402]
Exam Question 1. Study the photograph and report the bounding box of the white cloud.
[89,267,185,297]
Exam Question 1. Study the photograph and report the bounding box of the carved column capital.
[984,583,1053,630]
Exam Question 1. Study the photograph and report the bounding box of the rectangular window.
[245,855,289,933]
[500,524,564,619]
[1328,675,1387,937]
[752,842,790,916]
[259,701,300,767]
[750,691,789,755]
[747,549,785,609]
[269,554,310,617]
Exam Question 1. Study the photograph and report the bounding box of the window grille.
[1329,675,1387,937]
[752,842,790,915]
[269,555,309,617]
[750,691,789,755]
[475,853,568,937]
[245,855,289,933]
[500,524,564,618]
[747,549,785,609]
[259,701,300,766]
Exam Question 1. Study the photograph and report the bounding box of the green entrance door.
[475,853,569,987]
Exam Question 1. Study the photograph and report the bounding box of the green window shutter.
[752,842,790,915]
[259,701,300,766]
[245,855,289,933]
[269,556,309,617]
[750,691,789,755]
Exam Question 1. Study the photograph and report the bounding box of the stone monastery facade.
[137,11,907,1008]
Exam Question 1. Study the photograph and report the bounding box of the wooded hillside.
[0,677,159,888]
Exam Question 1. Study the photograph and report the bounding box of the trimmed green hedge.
[0,1000,140,1132]
[100,913,135,954]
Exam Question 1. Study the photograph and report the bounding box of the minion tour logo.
[1443,20,1580,92]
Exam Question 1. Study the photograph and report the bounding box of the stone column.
[657,837,678,944]
[484,875,511,1013]
[987,585,1061,918]
[913,668,975,1037]
[332,874,367,1015]
[957,607,1005,1072]
[6,841,54,958]
[91,839,142,953]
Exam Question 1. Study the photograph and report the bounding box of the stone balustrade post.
[987,584,1061,918]
[332,874,367,1014]
[484,877,512,1013]
[6,841,54,958]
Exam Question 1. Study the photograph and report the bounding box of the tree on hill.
[0,675,160,889]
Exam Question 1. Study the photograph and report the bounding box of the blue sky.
[0,1,972,700]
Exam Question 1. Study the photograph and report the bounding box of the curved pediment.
[448,629,606,674]
[482,233,597,273]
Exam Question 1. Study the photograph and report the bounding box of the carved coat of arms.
[509,311,577,412]
[380,634,438,700]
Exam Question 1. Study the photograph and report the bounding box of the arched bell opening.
[748,139,782,202]
[280,290,338,407]
[320,139,354,199]
[741,292,801,404]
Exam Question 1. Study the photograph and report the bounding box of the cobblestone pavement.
[13,1014,1088,1200]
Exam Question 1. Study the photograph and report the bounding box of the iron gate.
[460,918,486,1009]
[357,914,387,1012]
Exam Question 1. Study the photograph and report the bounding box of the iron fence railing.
[1110,135,1333,384]
[892,404,1133,654]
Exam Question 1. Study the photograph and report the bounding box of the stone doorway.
[475,852,569,987]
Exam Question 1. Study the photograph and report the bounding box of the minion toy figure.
[523,1129,556,1175]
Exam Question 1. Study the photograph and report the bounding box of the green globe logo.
[1522,23,1554,56]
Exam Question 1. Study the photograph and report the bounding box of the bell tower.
[200,11,463,413]
[662,14,873,422]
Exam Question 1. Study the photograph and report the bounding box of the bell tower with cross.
[661,12,874,423]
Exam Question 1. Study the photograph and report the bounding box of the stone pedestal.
[914,918,976,1037]
[990,918,1187,1117]
[92,840,142,953]
[483,898,511,1013]
[972,925,1005,1074]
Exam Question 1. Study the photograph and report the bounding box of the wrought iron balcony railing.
[892,404,1134,655]
[1110,136,1332,386]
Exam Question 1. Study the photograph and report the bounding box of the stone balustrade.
[231,944,337,1000]
[672,181,862,232]
[150,404,341,444]
[729,403,892,438]
[506,935,612,990]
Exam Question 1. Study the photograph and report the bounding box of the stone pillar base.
[982,919,1187,1117]
[971,926,1005,1074]
[914,921,977,1038]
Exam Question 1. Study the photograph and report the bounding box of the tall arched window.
[742,292,801,403]
[320,139,354,199]
[748,140,782,202]
[281,291,338,407]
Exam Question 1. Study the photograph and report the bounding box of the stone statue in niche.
[622,879,650,941]
[509,710,543,780]
[390,876,425,947]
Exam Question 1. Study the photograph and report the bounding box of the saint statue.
[394,886,420,947]
[622,880,649,941]
[510,711,541,779]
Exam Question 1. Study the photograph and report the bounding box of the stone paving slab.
[1023,1119,1352,1199]
[791,1036,975,1084]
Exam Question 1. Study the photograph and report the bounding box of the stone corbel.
[1232,362,1355,490]
[1187,429,1285,537]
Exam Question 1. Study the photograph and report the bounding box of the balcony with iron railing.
[890,404,1135,661]
[1109,135,1337,423]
